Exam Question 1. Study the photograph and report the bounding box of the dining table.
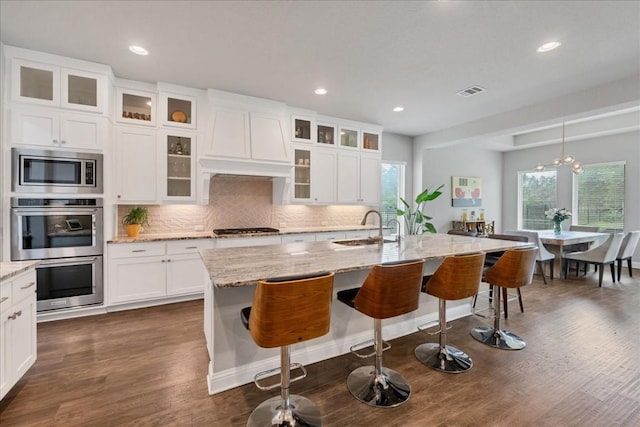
[537,230,609,258]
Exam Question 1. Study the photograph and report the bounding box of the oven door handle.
[37,256,99,267]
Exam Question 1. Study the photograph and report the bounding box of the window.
[573,162,625,231]
[380,162,405,234]
[518,170,557,230]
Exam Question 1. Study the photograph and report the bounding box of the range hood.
[198,158,291,204]
[199,157,293,178]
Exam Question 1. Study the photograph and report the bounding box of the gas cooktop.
[213,227,280,235]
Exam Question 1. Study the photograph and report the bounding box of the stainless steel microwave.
[12,148,103,194]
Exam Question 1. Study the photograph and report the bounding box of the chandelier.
[534,122,583,174]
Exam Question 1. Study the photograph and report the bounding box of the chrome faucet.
[361,209,383,244]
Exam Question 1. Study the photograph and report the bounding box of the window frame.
[380,161,406,235]
[517,168,558,230]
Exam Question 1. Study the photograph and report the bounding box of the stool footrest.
[349,339,391,358]
[254,362,308,391]
[417,321,451,335]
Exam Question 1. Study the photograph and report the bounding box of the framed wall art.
[451,176,482,207]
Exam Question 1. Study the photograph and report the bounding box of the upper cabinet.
[339,126,359,150]
[10,58,108,114]
[159,93,196,129]
[316,121,337,147]
[292,115,315,143]
[362,130,381,152]
[116,87,157,126]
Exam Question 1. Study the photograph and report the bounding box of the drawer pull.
[185,246,198,249]
[132,249,147,253]
[20,282,36,290]
[8,310,22,320]
[0,296,8,303]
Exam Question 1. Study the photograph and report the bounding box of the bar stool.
[240,271,335,427]
[415,253,485,373]
[336,259,425,408]
[471,247,537,350]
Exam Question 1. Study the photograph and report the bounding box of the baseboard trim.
[107,293,203,313]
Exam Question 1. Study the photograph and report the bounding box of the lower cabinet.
[1,269,37,401]
[107,239,214,306]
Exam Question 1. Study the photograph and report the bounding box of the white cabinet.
[108,239,213,306]
[114,127,158,203]
[337,151,381,205]
[116,87,157,126]
[250,112,290,162]
[281,233,317,244]
[311,147,338,204]
[160,131,196,202]
[11,58,107,114]
[215,235,282,248]
[1,269,37,401]
[315,231,347,242]
[10,107,106,150]
[159,92,197,129]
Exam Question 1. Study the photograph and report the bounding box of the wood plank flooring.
[1,269,639,426]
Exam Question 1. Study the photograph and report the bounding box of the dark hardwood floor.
[1,268,639,426]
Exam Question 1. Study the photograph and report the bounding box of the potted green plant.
[122,206,150,238]
[396,184,444,234]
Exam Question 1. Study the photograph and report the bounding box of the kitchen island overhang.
[199,233,530,395]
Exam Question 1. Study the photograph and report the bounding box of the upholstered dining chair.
[563,233,624,287]
[504,230,555,284]
[616,231,640,281]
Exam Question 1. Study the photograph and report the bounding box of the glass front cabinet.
[339,126,359,150]
[292,146,312,202]
[159,93,196,129]
[11,59,107,113]
[116,88,157,126]
[317,122,336,146]
[292,115,314,143]
[161,131,196,201]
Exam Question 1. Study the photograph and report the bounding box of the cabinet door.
[8,294,37,384]
[159,93,196,129]
[166,254,207,296]
[114,127,158,203]
[11,59,60,107]
[160,132,196,201]
[359,154,381,205]
[108,256,166,304]
[61,68,106,113]
[292,147,312,202]
[0,307,10,399]
[311,147,337,204]
[208,107,250,158]
[10,108,59,147]
[60,114,106,150]
[116,88,156,126]
[249,112,290,162]
[337,151,360,203]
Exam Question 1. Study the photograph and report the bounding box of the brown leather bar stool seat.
[415,253,485,373]
[336,259,425,408]
[240,271,335,427]
[471,247,537,350]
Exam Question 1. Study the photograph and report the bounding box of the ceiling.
[1,1,639,139]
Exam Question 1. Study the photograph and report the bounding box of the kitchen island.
[199,233,530,395]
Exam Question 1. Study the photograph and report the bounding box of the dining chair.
[562,233,625,287]
[616,231,640,281]
[504,230,555,284]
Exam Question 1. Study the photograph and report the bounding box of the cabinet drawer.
[1,282,12,314]
[345,230,375,240]
[315,231,347,241]
[109,242,166,259]
[167,239,215,255]
[281,233,316,244]
[12,271,37,304]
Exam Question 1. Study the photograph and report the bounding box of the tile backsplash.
[116,175,375,235]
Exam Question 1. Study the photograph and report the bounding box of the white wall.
[381,131,413,201]
[419,144,502,234]
[503,130,640,261]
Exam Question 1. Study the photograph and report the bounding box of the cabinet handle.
[185,246,197,249]
[132,249,146,253]
[60,140,67,144]
[0,296,8,303]
[20,282,36,290]
[161,259,166,263]
[53,139,59,144]
[117,195,121,199]
[8,310,22,320]
[166,259,171,263]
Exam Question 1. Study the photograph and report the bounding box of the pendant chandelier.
[534,122,583,174]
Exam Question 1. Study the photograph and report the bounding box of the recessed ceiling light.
[314,88,327,95]
[129,45,149,56]
[537,41,561,53]
[393,106,404,112]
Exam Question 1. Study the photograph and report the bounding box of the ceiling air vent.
[456,85,486,98]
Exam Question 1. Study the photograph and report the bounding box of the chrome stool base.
[414,342,473,373]
[346,366,411,408]
[471,326,526,350]
[247,395,322,427]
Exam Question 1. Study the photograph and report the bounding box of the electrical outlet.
[194,225,204,232]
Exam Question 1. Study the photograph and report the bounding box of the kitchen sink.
[333,238,396,246]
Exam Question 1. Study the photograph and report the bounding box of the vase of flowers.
[545,208,571,235]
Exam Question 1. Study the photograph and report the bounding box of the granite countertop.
[199,233,531,288]
[107,225,386,244]
[0,260,41,282]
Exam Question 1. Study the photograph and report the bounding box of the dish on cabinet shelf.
[171,110,187,123]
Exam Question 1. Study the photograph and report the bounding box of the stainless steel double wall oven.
[11,198,104,312]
